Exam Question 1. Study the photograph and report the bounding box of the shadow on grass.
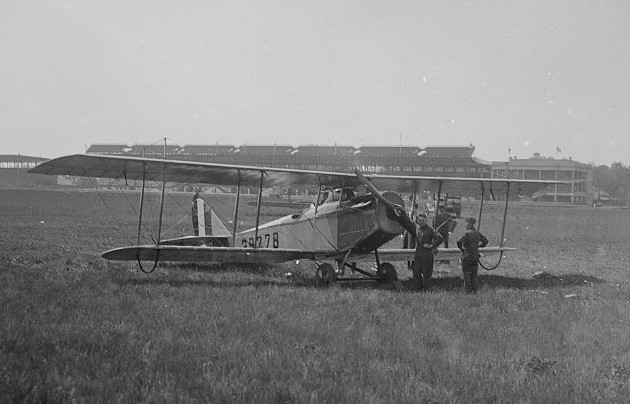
[114,276,298,289]
[108,262,605,292]
[109,262,317,289]
[427,273,605,292]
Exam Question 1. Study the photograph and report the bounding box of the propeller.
[354,168,416,234]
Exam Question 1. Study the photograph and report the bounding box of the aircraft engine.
[375,191,406,235]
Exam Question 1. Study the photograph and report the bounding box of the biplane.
[30,154,556,286]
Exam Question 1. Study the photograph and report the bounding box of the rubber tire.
[377,262,398,283]
[315,263,336,287]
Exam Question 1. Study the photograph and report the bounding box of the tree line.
[593,162,630,204]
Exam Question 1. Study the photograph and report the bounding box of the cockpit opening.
[317,188,357,206]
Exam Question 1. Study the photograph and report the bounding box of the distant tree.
[594,162,630,204]
[611,162,630,201]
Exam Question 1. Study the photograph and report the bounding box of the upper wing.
[30,153,558,195]
[102,245,341,263]
[29,153,356,188]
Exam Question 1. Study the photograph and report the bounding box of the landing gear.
[377,262,398,283]
[314,263,336,287]
[314,258,398,287]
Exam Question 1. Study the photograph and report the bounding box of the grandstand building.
[0,155,54,188]
[491,154,593,205]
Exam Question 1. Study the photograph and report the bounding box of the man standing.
[434,206,455,248]
[456,217,489,293]
[412,213,443,290]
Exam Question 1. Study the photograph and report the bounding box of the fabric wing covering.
[30,154,557,197]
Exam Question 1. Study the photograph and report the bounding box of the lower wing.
[102,245,516,264]
[102,245,338,264]
[354,247,517,262]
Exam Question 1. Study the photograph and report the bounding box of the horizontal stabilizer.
[159,236,229,247]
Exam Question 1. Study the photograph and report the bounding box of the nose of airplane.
[375,191,406,234]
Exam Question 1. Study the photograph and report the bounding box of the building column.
[571,170,575,204]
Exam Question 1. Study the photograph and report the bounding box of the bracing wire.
[89,178,134,246]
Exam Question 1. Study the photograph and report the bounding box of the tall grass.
[1,189,630,403]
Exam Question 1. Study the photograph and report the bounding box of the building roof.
[492,156,592,169]
[180,145,235,155]
[128,144,181,155]
[424,146,474,157]
[471,156,492,166]
[0,154,48,163]
[85,144,129,154]
[357,146,421,157]
[234,145,294,155]
[293,145,355,156]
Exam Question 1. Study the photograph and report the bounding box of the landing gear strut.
[315,260,398,287]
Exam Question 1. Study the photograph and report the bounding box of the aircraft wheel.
[315,263,336,287]
[377,262,398,283]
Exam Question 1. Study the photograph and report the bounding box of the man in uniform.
[456,217,489,293]
[434,205,456,264]
[434,206,455,248]
[412,213,443,291]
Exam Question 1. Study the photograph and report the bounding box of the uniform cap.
[466,217,476,224]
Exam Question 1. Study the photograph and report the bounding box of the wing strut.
[338,176,346,208]
[480,181,510,271]
[434,180,443,227]
[499,181,511,247]
[254,170,264,248]
[374,249,381,268]
[156,162,167,243]
[232,170,242,246]
[136,164,147,245]
[315,181,322,214]
[477,183,485,231]
[410,180,418,218]
[156,138,168,244]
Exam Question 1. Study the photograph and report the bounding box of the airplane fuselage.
[235,192,405,255]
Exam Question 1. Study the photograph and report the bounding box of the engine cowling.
[375,191,406,235]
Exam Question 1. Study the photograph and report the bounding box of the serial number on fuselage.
[239,232,280,248]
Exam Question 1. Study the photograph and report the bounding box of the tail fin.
[193,197,231,237]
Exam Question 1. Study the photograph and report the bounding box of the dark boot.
[463,272,473,294]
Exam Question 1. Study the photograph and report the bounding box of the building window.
[524,170,539,180]
[540,170,556,180]
[557,171,572,180]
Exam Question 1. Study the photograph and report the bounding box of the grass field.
[2,188,630,403]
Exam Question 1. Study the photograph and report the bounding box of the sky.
[1,0,629,165]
